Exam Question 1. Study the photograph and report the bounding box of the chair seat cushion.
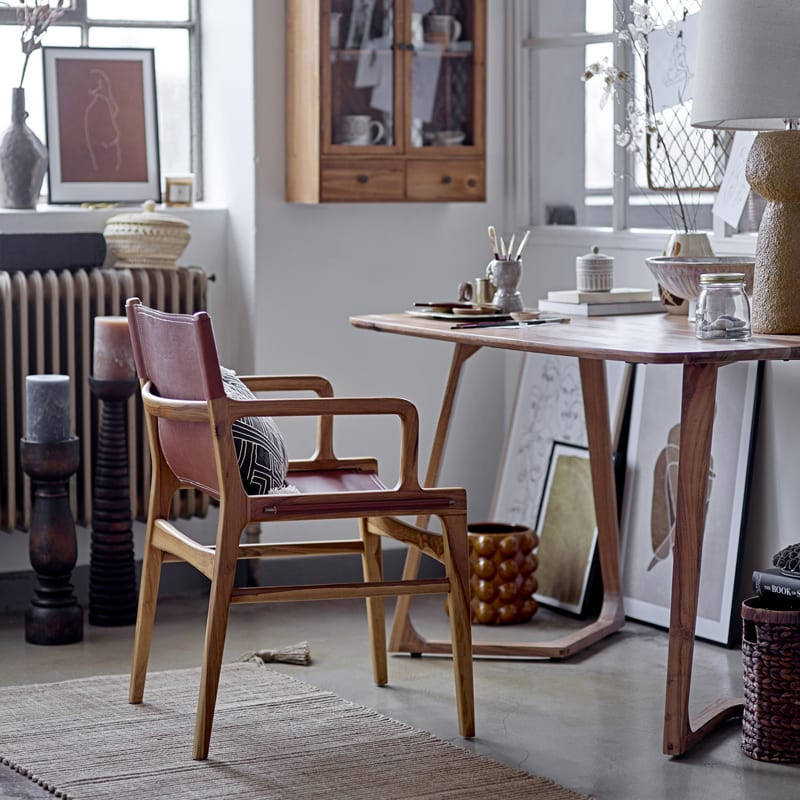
[222,368,288,494]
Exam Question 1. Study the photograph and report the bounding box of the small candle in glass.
[26,374,71,442]
[93,316,136,381]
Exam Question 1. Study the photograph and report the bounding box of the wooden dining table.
[349,310,800,756]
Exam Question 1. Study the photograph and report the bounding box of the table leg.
[662,362,743,756]
[390,349,625,659]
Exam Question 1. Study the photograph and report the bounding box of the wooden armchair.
[125,298,474,760]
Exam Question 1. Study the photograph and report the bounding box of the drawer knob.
[357,175,369,184]
[467,178,477,188]
[442,175,453,184]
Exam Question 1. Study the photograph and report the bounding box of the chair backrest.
[126,298,226,496]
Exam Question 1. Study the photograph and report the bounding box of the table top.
[350,312,800,365]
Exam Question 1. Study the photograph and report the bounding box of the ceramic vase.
[0,88,48,209]
[659,231,714,315]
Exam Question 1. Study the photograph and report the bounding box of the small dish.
[434,130,466,147]
[452,304,501,316]
[510,310,540,322]
[415,301,473,313]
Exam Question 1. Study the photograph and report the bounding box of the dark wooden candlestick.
[20,437,83,645]
[89,376,139,626]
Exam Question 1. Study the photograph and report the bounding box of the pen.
[451,317,570,329]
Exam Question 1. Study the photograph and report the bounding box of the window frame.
[520,1,724,235]
[0,0,203,198]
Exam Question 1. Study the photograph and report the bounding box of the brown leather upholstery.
[126,303,223,495]
[124,297,474,761]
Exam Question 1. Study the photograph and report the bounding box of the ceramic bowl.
[645,256,755,301]
[434,130,466,146]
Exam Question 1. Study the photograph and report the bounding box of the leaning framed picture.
[534,441,597,615]
[43,46,161,204]
[491,354,631,529]
[620,361,762,645]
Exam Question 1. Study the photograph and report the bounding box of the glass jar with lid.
[695,273,751,340]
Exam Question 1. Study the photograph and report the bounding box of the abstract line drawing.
[648,422,714,571]
[84,68,122,173]
[492,355,628,530]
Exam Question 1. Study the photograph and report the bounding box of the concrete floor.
[1,594,799,799]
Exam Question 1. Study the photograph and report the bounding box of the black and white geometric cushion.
[221,368,289,494]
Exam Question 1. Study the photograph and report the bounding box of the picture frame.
[534,441,597,615]
[620,361,762,645]
[164,175,194,208]
[344,0,376,49]
[42,46,161,204]
[491,354,631,531]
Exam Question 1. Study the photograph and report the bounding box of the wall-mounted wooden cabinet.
[286,0,486,203]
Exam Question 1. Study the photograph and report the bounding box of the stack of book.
[752,567,800,607]
[537,287,664,316]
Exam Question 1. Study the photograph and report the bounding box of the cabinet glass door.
[324,0,400,152]
[408,0,478,150]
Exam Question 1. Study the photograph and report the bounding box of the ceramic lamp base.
[747,131,800,334]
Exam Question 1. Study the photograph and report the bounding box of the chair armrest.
[237,375,335,461]
[141,383,210,422]
[238,375,334,397]
[225,396,421,492]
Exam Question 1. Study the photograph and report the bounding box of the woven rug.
[0,663,589,800]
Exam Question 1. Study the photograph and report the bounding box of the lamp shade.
[691,0,800,130]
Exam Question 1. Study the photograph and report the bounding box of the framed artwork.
[43,47,161,204]
[492,354,631,530]
[620,361,762,645]
[534,442,597,615]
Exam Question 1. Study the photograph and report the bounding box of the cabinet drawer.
[406,160,485,202]
[321,160,405,202]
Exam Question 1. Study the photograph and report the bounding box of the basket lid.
[105,200,190,232]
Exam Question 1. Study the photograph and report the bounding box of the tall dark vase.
[0,88,48,209]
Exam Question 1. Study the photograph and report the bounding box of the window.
[524,0,725,232]
[0,0,200,198]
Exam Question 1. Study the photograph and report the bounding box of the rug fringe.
[238,641,311,666]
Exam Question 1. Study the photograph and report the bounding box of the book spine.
[752,570,800,600]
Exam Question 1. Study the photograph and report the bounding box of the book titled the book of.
[537,298,665,317]
[546,287,654,304]
[752,567,800,601]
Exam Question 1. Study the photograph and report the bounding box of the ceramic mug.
[423,14,462,46]
[339,115,385,146]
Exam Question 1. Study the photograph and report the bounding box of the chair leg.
[440,513,475,738]
[128,525,165,704]
[193,513,243,760]
[360,518,388,685]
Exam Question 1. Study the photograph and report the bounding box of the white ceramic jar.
[576,245,614,292]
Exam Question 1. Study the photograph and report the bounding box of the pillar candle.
[93,316,136,381]
[26,374,70,442]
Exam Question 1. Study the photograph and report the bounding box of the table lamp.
[691,0,800,334]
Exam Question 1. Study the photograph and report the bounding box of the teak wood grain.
[350,311,800,756]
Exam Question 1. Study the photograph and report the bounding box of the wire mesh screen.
[644,0,731,192]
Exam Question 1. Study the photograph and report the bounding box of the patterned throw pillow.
[221,368,289,494]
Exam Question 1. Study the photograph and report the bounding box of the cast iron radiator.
[0,266,209,532]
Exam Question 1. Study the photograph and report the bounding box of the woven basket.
[741,596,800,762]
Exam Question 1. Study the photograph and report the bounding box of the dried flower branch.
[581,2,693,232]
[17,0,64,89]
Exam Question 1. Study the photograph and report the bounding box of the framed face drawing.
[43,47,161,203]
[620,361,762,645]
